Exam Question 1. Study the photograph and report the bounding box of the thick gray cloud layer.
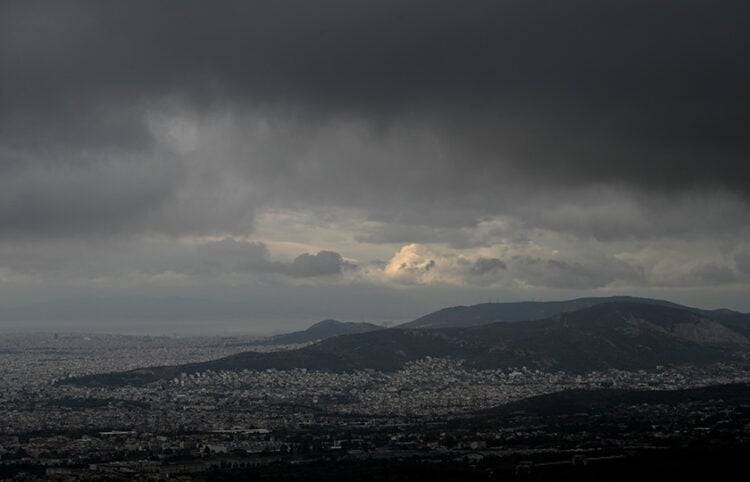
[1,1,749,323]
[3,1,748,202]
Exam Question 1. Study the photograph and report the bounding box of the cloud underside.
[0,1,749,311]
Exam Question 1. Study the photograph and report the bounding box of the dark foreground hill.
[473,382,750,420]
[398,296,738,329]
[258,319,382,345]
[65,301,750,387]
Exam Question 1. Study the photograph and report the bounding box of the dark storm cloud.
[194,240,354,279]
[470,258,507,276]
[463,257,508,286]
[285,251,356,278]
[2,0,748,193]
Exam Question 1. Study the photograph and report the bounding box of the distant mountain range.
[257,319,382,345]
[66,298,750,386]
[398,296,740,329]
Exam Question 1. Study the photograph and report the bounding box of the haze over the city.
[1,0,749,333]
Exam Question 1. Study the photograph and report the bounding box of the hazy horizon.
[1,291,748,337]
[0,318,315,337]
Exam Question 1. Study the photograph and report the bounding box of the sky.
[1,1,749,334]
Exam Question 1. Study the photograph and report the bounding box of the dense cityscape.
[2,332,750,480]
